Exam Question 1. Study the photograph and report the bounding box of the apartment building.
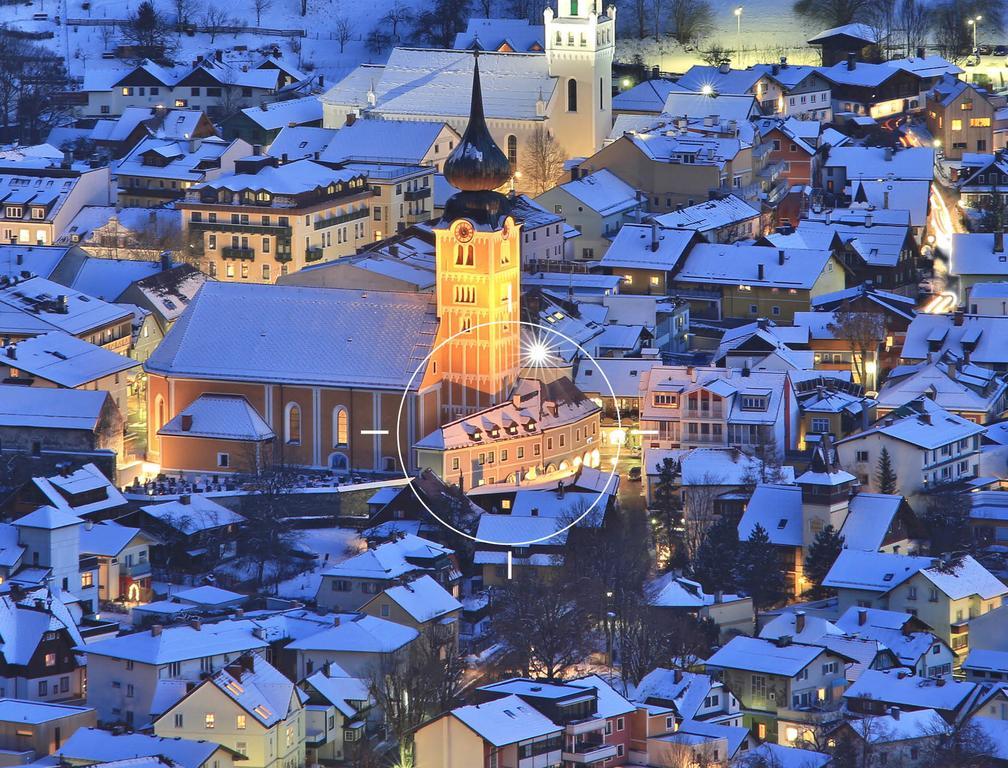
[639,365,799,454]
[926,76,997,159]
[179,157,372,283]
[0,163,110,247]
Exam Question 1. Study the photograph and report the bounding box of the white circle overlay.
[394,318,623,546]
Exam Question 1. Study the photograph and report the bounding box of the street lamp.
[734,7,743,65]
[968,15,982,53]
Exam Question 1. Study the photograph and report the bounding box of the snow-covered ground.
[9,0,824,92]
[275,526,361,600]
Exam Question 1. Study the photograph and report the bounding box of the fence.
[66,17,305,37]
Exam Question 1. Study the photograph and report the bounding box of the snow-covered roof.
[319,119,453,166]
[158,394,274,442]
[321,533,452,580]
[951,233,1008,279]
[451,694,561,747]
[706,636,830,676]
[918,555,1007,601]
[202,653,300,728]
[31,463,127,518]
[59,728,226,768]
[964,648,1008,674]
[676,65,764,96]
[837,395,985,450]
[239,96,322,131]
[834,606,943,665]
[887,55,963,79]
[738,484,803,547]
[375,574,461,623]
[674,242,835,289]
[81,619,268,665]
[323,49,556,122]
[79,521,147,557]
[878,355,1006,415]
[839,493,904,551]
[0,276,131,337]
[567,674,636,718]
[145,282,438,391]
[4,330,137,387]
[551,169,638,216]
[613,79,685,114]
[851,179,930,228]
[172,585,245,607]
[598,224,694,271]
[822,146,935,183]
[0,384,109,431]
[139,495,244,535]
[654,195,759,233]
[901,314,1008,367]
[14,506,82,530]
[117,136,242,183]
[623,130,746,166]
[285,613,418,653]
[304,667,370,719]
[266,126,337,161]
[660,91,760,123]
[823,550,933,593]
[648,572,742,608]
[808,23,879,44]
[0,698,92,724]
[453,17,545,52]
[740,743,831,768]
[0,587,83,667]
[844,669,975,712]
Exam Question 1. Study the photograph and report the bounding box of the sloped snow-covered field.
[4,0,820,88]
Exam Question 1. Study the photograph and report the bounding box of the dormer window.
[740,395,768,411]
[31,207,45,220]
[5,206,21,219]
[471,429,482,441]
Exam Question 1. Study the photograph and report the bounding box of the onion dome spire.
[443,52,512,193]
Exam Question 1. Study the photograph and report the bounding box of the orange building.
[144,54,597,482]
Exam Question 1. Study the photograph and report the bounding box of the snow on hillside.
[5,0,822,92]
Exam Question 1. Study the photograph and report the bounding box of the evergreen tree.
[691,515,741,594]
[737,523,785,612]
[921,489,974,567]
[651,457,683,569]
[875,447,898,494]
[803,525,845,598]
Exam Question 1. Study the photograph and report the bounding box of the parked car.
[995,45,1008,56]
[627,466,642,482]
[979,44,993,55]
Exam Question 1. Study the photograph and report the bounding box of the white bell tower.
[544,0,615,159]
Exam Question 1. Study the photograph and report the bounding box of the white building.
[322,0,616,161]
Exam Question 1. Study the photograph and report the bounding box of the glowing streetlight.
[968,15,982,52]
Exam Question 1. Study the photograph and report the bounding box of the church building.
[144,55,600,489]
[320,0,616,161]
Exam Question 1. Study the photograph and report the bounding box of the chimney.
[757,263,765,280]
[847,52,856,71]
[673,669,683,683]
[795,610,806,634]
[333,616,341,627]
[865,212,874,228]
[252,144,262,157]
[778,249,785,266]
[995,229,1004,254]
[780,56,788,68]
[6,345,15,360]
[651,220,660,252]
[318,75,324,88]
[883,189,890,209]
[57,295,69,313]
[180,414,193,432]
[345,112,356,127]
[858,608,867,626]
[718,61,731,75]
[190,618,202,630]
[890,706,900,720]
[953,310,965,326]
[151,624,163,636]
[825,209,832,226]
[916,46,926,58]
[884,147,893,162]
[179,494,191,505]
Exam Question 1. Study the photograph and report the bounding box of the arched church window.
[333,407,349,447]
[155,396,165,431]
[568,79,578,112]
[284,402,301,445]
[555,31,561,44]
[466,245,475,266]
[507,135,517,167]
[455,244,465,265]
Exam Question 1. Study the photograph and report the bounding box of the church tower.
[430,54,522,422]
[544,0,616,158]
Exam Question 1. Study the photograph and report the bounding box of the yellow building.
[155,653,305,768]
[180,157,372,284]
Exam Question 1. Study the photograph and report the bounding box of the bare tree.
[668,0,714,46]
[740,428,786,492]
[520,125,565,196]
[121,214,185,262]
[368,631,466,765]
[477,0,492,16]
[253,0,272,27]
[334,16,353,53]
[173,0,199,25]
[201,6,231,43]
[827,310,885,387]
[919,716,997,768]
[16,53,74,144]
[792,0,877,27]
[0,36,29,135]
[630,0,648,39]
[898,0,932,57]
[383,0,414,40]
[680,472,725,567]
[864,0,897,57]
[700,44,730,66]
[234,461,304,591]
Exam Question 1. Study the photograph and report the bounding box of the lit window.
[236,714,246,730]
[205,713,215,729]
[44,653,56,667]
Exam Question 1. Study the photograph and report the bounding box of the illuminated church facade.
[144,57,599,487]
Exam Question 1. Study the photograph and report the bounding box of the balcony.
[562,742,618,764]
[684,405,724,418]
[305,246,324,263]
[126,561,151,578]
[189,220,289,235]
[222,246,254,260]
[565,717,607,736]
[314,207,369,230]
[404,187,431,202]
